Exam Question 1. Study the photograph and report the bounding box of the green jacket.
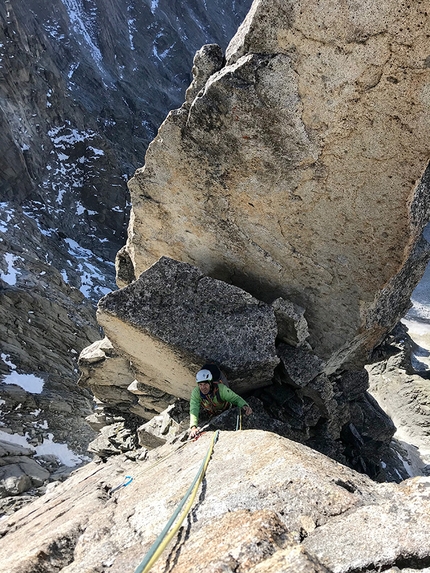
[189,383,248,428]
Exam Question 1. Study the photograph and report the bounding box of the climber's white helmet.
[196,369,213,384]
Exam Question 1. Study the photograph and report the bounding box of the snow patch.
[1,253,23,285]
[0,430,89,467]
[154,44,174,60]
[33,419,49,430]
[43,19,66,41]
[0,430,32,449]
[76,202,86,215]
[1,354,15,369]
[127,13,136,51]
[35,433,91,466]
[88,146,104,156]
[0,202,17,233]
[1,354,44,393]
[60,0,103,69]
[2,371,44,394]
[68,61,80,79]
[64,237,112,298]
[44,125,105,208]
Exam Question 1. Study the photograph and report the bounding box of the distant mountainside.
[0,0,252,268]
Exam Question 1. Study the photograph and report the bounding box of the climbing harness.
[134,430,220,573]
[109,475,133,496]
[199,385,230,417]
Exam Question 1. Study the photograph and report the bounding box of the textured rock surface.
[0,209,101,513]
[125,0,430,369]
[0,430,430,573]
[97,257,280,399]
[0,440,50,497]
[89,256,400,476]
[78,336,173,420]
[272,298,310,347]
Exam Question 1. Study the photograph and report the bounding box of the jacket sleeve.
[218,384,247,408]
[189,387,201,428]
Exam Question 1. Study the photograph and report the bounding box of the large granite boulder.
[0,440,50,498]
[125,0,430,370]
[97,257,280,399]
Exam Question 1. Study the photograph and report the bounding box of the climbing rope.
[130,424,209,483]
[134,430,220,573]
[139,439,190,474]
[236,407,243,431]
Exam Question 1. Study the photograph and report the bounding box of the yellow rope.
[134,430,220,573]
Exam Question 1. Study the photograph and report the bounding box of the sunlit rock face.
[125,0,430,369]
[1,431,430,573]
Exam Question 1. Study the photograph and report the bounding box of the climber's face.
[198,382,211,395]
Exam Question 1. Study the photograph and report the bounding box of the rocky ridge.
[1,430,430,573]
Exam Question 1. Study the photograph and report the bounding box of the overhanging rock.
[97,257,280,400]
[125,0,430,369]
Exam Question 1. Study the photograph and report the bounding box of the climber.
[189,368,252,438]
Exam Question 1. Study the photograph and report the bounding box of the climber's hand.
[243,405,252,416]
[189,426,200,439]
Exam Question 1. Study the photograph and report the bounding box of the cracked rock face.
[125,0,430,368]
